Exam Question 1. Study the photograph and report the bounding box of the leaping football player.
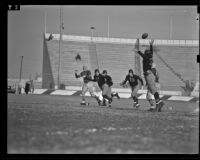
[146,63,161,111]
[134,39,164,112]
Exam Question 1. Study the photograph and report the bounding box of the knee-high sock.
[103,95,112,103]
[148,99,154,106]
[154,92,160,103]
[132,96,138,104]
[111,92,117,97]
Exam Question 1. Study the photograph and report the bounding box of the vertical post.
[19,56,23,82]
[18,56,23,94]
[90,27,95,41]
[170,14,173,40]
[44,11,46,34]
[107,15,109,38]
[57,6,63,89]
[44,11,47,34]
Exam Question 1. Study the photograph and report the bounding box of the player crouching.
[120,69,143,108]
[75,66,102,106]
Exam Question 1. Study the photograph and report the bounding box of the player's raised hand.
[120,83,125,88]
[133,48,138,52]
[74,70,78,74]
[149,39,154,45]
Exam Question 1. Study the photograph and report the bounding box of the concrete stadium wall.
[43,33,199,91]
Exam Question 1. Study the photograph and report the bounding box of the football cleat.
[98,101,101,106]
[108,103,112,107]
[133,102,136,108]
[116,92,120,99]
[80,102,89,106]
[135,103,140,109]
[108,101,112,108]
[156,100,164,112]
[147,107,157,112]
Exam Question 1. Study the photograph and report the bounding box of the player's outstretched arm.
[134,48,144,58]
[137,76,144,86]
[74,70,81,78]
[149,39,154,54]
[120,76,128,87]
[93,75,97,82]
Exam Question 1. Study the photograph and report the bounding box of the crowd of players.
[75,39,165,112]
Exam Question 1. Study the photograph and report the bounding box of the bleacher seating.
[44,37,198,91]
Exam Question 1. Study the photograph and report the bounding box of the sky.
[8,5,199,78]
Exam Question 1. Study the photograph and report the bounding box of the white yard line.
[50,90,77,95]
[33,89,48,94]
[167,96,194,101]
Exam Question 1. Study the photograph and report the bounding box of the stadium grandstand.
[42,33,199,96]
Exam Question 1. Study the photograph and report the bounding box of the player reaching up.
[120,69,143,108]
[134,39,164,112]
[75,66,102,106]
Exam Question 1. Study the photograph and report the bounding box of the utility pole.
[19,56,23,82]
[90,26,95,41]
[57,6,63,89]
[44,11,46,34]
[169,14,173,40]
[107,15,110,38]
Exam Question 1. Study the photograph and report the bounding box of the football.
[141,33,148,39]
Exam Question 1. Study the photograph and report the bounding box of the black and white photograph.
[7,5,199,154]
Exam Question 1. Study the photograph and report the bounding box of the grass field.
[7,94,199,154]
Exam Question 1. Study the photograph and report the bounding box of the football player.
[146,63,161,111]
[134,39,164,112]
[101,70,114,107]
[120,69,143,108]
[93,69,120,100]
[75,66,101,106]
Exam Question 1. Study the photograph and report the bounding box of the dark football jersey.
[93,74,104,89]
[122,74,143,87]
[75,70,93,83]
[137,44,153,73]
[103,75,113,87]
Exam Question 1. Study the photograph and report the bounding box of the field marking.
[63,86,182,96]
[167,96,194,101]
[82,91,130,98]
[138,94,164,100]
[159,90,182,96]
[33,89,48,94]
[65,86,82,90]
[118,93,131,98]
[51,90,77,95]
